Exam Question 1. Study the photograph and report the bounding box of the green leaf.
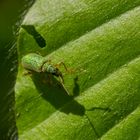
[15,0,140,139]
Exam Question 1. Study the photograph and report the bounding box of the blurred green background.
[0,0,34,139]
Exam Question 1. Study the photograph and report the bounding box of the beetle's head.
[52,67,61,76]
[52,67,64,83]
[50,66,70,95]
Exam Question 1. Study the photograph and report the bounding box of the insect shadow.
[32,73,110,114]
[31,73,85,116]
[73,76,80,97]
[31,73,111,137]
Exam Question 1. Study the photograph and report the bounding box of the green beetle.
[21,53,70,95]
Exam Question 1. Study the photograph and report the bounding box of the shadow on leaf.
[31,73,85,116]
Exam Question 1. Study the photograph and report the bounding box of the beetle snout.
[52,68,62,77]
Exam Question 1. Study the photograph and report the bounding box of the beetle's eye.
[55,68,59,74]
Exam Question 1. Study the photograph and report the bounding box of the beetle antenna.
[61,62,68,71]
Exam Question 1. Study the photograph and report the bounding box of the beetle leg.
[56,62,76,74]
[23,70,33,76]
[54,62,68,71]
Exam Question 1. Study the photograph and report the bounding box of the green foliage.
[15,0,140,139]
